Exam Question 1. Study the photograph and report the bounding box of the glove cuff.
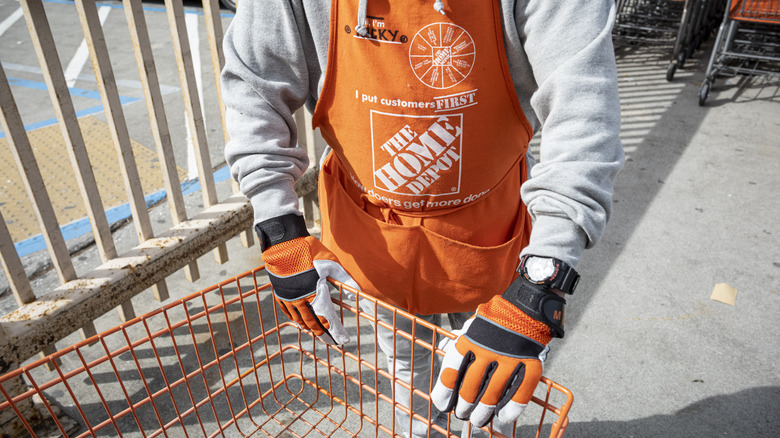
[466,315,547,357]
[255,214,310,252]
[501,278,566,338]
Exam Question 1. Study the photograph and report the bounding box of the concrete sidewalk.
[548,46,780,436]
[3,44,779,437]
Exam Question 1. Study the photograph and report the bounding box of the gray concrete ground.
[2,43,779,436]
[552,45,780,436]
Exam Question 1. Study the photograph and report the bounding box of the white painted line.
[64,6,111,88]
[0,7,24,37]
[185,12,204,180]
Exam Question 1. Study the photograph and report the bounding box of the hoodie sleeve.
[508,0,625,268]
[222,0,321,225]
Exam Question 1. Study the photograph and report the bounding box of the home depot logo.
[410,22,475,89]
[371,111,462,196]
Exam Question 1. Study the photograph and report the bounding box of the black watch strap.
[255,214,310,251]
[502,278,566,338]
[551,264,580,295]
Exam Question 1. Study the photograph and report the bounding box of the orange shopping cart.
[0,267,573,438]
[699,0,780,104]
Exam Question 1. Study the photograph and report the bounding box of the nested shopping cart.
[699,0,780,104]
[612,0,727,81]
[613,0,689,46]
[666,0,728,80]
[0,267,573,438]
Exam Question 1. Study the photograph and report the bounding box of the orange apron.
[312,0,534,314]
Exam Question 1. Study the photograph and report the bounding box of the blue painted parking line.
[7,76,98,101]
[0,77,141,139]
[6,76,138,103]
[14,165,233,257]
[41,0,236,18]
[7,0,236,256]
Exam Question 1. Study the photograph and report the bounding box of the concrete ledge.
[0,166,319,372]
[0,193,252,373]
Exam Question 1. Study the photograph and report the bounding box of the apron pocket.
[320,153,528,315]
[412,222,525,314]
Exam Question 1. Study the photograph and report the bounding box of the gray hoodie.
[222,0,624,269]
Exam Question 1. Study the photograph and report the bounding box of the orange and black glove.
[431,277,566,428]
[258,214,359,345]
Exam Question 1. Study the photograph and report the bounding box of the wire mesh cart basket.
[1,267,573,438]
[699,0,780,104]
[613,0,727,81]
[613,0,689,46]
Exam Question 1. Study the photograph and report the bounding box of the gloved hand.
[257,214,359,345]
[431,277,566,428]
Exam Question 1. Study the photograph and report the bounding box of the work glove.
[431,277,566,428]
[257,214,359,345]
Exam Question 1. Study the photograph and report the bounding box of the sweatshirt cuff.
[520,215,588,269]
[247,182,302,226]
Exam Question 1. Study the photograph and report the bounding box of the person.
[222,0,623,436]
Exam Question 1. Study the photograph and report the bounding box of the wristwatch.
[518,255,580,295]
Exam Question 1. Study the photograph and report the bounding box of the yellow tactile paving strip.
[0,116,187,243]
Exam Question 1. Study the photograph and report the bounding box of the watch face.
[526,257,555,282]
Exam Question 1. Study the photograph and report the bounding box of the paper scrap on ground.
[711,283,737,306]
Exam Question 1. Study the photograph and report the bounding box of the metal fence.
[0,0,320,407]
